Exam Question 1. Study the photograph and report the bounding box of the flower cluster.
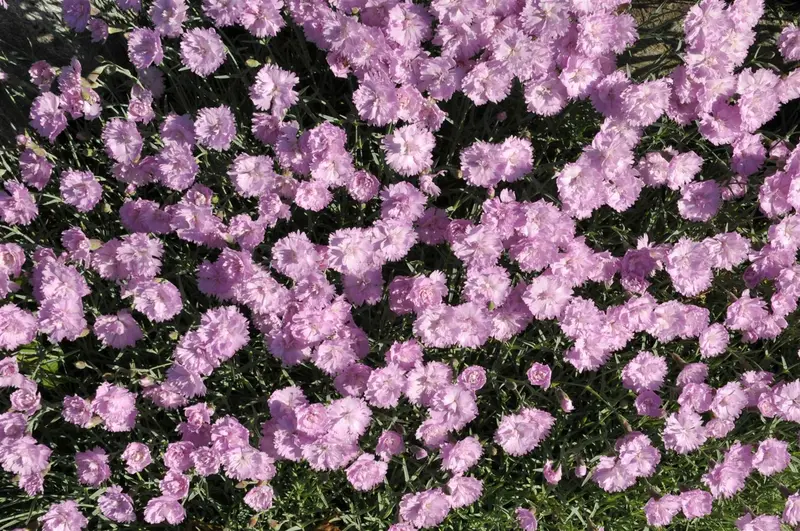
[0,357,50,495]
[2,0,800,528]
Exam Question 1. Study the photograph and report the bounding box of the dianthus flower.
[60,170,102,212]
[127,28,163,70]
[494,407,555,456]
[75,447,111,486]
[99,485,136,523]
[195,106,236,151]
[346,453,388,491]
[250,64,298,118]
[382,124,435,177]
[40,500,88,531]
[102,119,143,164]
[180,28,226,77]
[91,382,137,432]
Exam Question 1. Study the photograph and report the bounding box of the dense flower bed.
[2,0,800,529]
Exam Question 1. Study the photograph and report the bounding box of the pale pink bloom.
[680,490,713,519]
[621,351,667,393]
[516,507,538,531]
[526,363,551,389]
[122,442,152,473]
[662,410,707,454]
[752,438,790,476]
[543,460,562,485]
[144,496,185,524]
[244,484,274,511]
[345,453,387,491]
[98,485,136,523]
[440,436,482,475]
[75,447,111,486]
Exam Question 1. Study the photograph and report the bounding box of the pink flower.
[127,28,163,70]
[494,408,555,456]
[41,500,88,531]
[102,119,143,164]
[75,447,111,486]
[91,382,138,432]
[98,485,136,523]
[244,484,274,511]
[149,0,187,36]
[327,228,376,277]
[635,390,663,417]
[440,436,482,475]
[126,279,183,322]
[376,430,404,461]
[93,311,143,349]
[621,351,667,393]
[523,276,572,320]
[0,304,37,351]
[37,295,87,342]
[644,495,681,527]
[250,65,298,118]
[333,363,371,398]
[365,364,407,409]
[191,447,220,476]
[677,363,708,387]
[159,470,190,498]
[240,0,284,38]
[62,0,91,31]
[382,124,435,176]
[347,170,380,203]
[353,77,399,127]
[736,514,781,531]
[157,143,198,191]
[446,475,483,509]
[678,181,721,222]
[195,106,236,151]
[345,453,388,491]
[525,76,568,116]
[29,61,56,91]
[679,489,712,520]
[164,441,195,471]
[121,442,151,473]
[458,366,487,392]
[328,396,372,442]
[516,507,538,530]
[202,0,242,26]
[144,496,185,525]
[0,181,39,226]
[527,362,552,389]
[710,382,748,420]
[19,148,53,190]
[702,442,754,499]
[662,410,706,454]
[29,92,66,143]
[678,383,713,413]
[593,456,636,493]
[385,340,423,372]
[543,460,562,485]
[780,24,800,61]
[665,238,713,297]
[10,384,40,416]
[621,79,670,127]
[784,494,800,525]
[1,435,51,476]
[62,395,92,427]
[399,488,450,529]
[180,28,225,76]
[752,438,790,476]
[699,323,729,358]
